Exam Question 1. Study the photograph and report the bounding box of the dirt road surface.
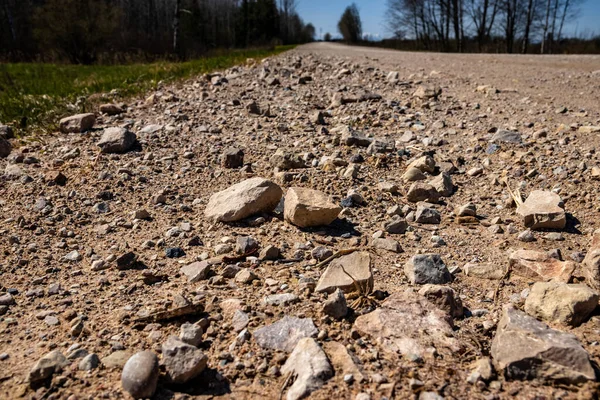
[1,43,600,399]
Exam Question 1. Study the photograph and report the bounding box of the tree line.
[383,0,588,53]
[0,0,315,64]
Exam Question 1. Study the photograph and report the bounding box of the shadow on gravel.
[156,368,231,398]
[564,213,582,235]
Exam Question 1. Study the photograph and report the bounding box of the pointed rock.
[281,338,333,400]
[491,305,595,383]
[254,316,317,352]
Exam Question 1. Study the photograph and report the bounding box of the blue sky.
[296,0,600,40]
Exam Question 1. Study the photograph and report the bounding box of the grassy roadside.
[0,45,295,136]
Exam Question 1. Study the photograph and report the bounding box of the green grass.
[0,45,295,135]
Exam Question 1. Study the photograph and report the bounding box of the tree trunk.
[522,0,535,54]
[173,0,181,56]
[541,0,551,53]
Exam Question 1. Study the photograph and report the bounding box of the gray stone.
[408,155,436,174]
[516,190,566,230]
[281,338,333,400]
[254,316,318,352]
[205,177,282,222]
[402,167,426,182]
[463,263,505,280]
[99,104,124,115]
[97,127,137,154]
[260,245,280,260]
[491,305,594,383]
[524,282,598,327]
[0,138,11,158]
[316,252,373,294]
[102,350,132,369]
[0,293,15,306]
[59,113,96,133]
[236,236,259,254]
[270,149,306,170]
[121,351,159,399]
[78,353,100,371]
[262,293,299,306]
[429,173,454,197]
[490,129,521,144]
[415,205,441,224]
[180,322,203,346]
[384,216,408,234]
[162,336,208,383]
[322,289,348,319]
[404,254,452,284]
[336,125,372,147]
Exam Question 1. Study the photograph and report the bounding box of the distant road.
[296,42,600,116]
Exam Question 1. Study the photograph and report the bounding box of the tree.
[338,3,362,43]
[324,32,332,41]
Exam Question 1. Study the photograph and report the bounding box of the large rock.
[404,254,452,285]
[406,183,440,203]
[354,290,460,361]
[121,351,159,399]
[204,177,282,222]
[180,261,211,282]
[524,282,598,327]
[429,172,454,197]
[97,127,137,153]
[490,129,521,144]
[161,336,208,383]
[316,252,373,294]
[408,155,436,174]
[491,305,595,383]
[463,262,505,280]
[516,190,566,230]
[29,350,69,383]
[99,103,124,115]
[509,249,575,282]
[59,113,96,133]
[284,187,341,228]
[254,316,318,352]
[583,229,600,290]
[281,338,333,400]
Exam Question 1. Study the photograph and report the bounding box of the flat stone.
[516,190,566,230]
[205,177,283,222]
[372,238,402,253]
[490,129,521,144]
[402,167,426,182]
[162,336,208,383]
[254,316,318,352]
[524,282,598,327]
[281,338,333,400]
[323,341,365,383]
[384,216,408,234]
[404,254,452,285]
[78,353,100,371]
[121,351,159,399]
[97,127,137,154]
[180,261,211,282]
[509,249,575,282]
[262,293,299,306]
[102,350,133,369]
[59,113,95,133]
[463,263,505,280]
[316,252,373,294]
[354,290,460,361]
[491,305,595,383]
[413,86,442,100]
[284,187,341,228]
[336,125,372,147]
[270,149,306,170]
[99,104,124,115]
